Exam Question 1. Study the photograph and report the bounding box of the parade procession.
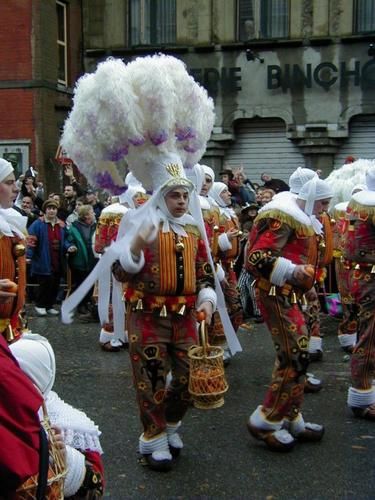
[1,38,375,500]
[0,50,375,498]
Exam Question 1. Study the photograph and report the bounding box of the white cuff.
[308,336,322,353]
[215,263,226,282]
[347,387,375,408]
[270,257,296,286]
[119,245,145,273]
[338,333,357,347]
[197,287,217,311]
[218,233,232,252]
[64,446,86,497]
[249,405,283,430]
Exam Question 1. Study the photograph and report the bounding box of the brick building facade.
[0,0,83,192]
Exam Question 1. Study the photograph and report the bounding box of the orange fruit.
[196,311,206,322]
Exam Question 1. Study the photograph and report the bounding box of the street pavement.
[27,307,375,500]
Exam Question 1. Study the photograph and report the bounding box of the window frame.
[56,0,68,86]
[129,0,176,46]
[237,0,290,41]
[353,0,375,34]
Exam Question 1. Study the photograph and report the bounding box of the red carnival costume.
[343,167,375,419]
[331,201,358,351]
[305,211,334,361]
[208,182,243,349]
[245,177,332,452]
[94,201,129,350]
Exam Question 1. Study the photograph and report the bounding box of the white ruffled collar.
[258,195,322,234]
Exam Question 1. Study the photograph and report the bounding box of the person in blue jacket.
[27,199,71,316]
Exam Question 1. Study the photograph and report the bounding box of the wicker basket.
[16,404,67,499]
[188,318,228,409]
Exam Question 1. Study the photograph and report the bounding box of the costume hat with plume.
[61,54,214,194]
[325,158,375,209]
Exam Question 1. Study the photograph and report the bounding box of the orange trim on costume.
[159,232,177,294]
[0,236,26,325]
[183,233,195,294]
[320,212,334,266]
[306,235,318,266]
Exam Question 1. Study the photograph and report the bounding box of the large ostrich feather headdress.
[61,54,215,194]
[325,158,375,209]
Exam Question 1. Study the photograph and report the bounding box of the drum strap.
[36,427,49,500]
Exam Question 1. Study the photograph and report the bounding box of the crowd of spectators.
[14,162,289,321]
[12,163,105,321]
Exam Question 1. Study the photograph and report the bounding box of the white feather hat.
[61,54,215,194]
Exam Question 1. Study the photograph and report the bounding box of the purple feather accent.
[175,127,196,141]
[148,130,168,146]
[129,136,146,146]
[183,144,200,153]
[94,172,126,195]
[108,145,129,162]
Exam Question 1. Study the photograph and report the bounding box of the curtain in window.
[355,0,375,33]
[261,0,289,38]
[238,0,255,41]
[130,0,175,45]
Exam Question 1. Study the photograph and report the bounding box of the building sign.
[190,67,242,96]
[267,60,375,90]
[189,59,375,95]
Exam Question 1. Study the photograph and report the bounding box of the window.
[354,0,375,33]
[57,1,68,85]
[238,0,289,41]
[130,0,176,45]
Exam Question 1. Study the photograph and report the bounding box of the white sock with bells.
[139,433,172,461]
[249,405,294,444]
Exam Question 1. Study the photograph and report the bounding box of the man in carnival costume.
[208,181,243,360]
[325,158,373,354]
[185,164,242,358]
[283,167,333,389]
[94,173,148,352]
[61,55,224,471]
[245,176,332,452]
[0,158,44,495]
[330,183,366,353]
[343,166,375,420]
[112,158,216,471]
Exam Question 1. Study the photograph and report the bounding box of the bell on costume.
[13,243,26,257]
[175,239,185,251]
[6,325,14,342]
[268,286,276,297]
[177,304,186,316]
[160,305,167,317]
[136,299,144,311]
